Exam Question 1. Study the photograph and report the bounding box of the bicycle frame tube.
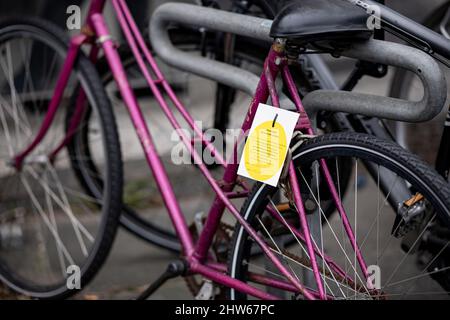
[48,46,101,162]
[192,49,278,262]
[281,62,371,288]
[112,0,227,168]
[13,34,87,169]
[13,0,371,299]
[90,13,196,256]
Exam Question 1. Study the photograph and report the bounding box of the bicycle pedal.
[392,195,426,238]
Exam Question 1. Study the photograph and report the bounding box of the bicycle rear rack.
[150,2,447,123]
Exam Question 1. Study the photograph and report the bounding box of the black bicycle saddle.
[270,0,373,44]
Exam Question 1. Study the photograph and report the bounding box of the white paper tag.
[238,103,300,187]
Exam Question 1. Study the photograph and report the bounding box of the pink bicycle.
[1,0,450,299]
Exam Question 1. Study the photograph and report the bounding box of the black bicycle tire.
[0,17,123,299]
[227,132,450,300]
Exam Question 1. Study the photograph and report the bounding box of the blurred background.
[0,0,449,299]
[1,1,446,34]
[1,1,445,29]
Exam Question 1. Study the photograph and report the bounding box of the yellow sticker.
[238,103,300,187]
[243,120,287,181]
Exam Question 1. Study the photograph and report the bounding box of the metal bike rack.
[303,40,447,122]
[150,3,447,123]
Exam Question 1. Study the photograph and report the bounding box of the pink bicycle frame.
[13,0,372,300]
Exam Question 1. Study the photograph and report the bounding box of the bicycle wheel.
[0,17,122,298]
[228,132,450,300]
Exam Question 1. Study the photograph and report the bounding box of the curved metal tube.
[150,3,447,123]
[150,2,272,96]
[303,39,447,122]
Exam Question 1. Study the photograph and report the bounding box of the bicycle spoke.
[256,216,303,285]
[25,165,94,256]
[20,173,75,267]
[43,170,67,277]
[0,95,33,139]
[19,38,40,115]
[0,100,15,156]
[360,174,400,254]
[269,198,349,297]
[383,215,437,287]
[298,169,370,295]
[42,162,95,245]
[400,238,450,296]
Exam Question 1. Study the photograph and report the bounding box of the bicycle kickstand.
[135,260,188,300]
